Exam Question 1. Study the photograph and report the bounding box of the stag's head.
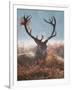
[21,15,56,58]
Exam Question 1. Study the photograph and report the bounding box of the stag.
[21,15,56,59]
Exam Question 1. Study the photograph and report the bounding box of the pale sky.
[17,9,64,44]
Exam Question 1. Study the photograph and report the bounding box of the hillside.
[17,42,64,80]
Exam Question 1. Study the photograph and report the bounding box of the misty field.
[17,42,64,80]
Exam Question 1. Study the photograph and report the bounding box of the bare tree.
[21,15,56,59]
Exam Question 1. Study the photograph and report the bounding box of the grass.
[17,46,64,80]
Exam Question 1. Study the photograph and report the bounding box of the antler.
[43,16,56,44]
[21,15,56,50]
[21,15,45,48]
[21,15,36,38]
